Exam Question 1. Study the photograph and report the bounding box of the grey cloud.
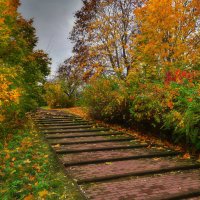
[19,0,83,75]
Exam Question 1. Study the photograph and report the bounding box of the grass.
[40,106,50,110]
[0,118,85,200]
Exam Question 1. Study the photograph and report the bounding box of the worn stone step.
[34,115,81,118]
[55,142,148,154]
[183,197,200,200]
[35,116,75,119]
[35,116,82,120]
[49,137,134,145]
[44,129,110,135]
[39,125,93,130]
[36,120,90,125]
[155,191,200,200]
[39,122,93,127]
[67,158,200,184]
[42,128,110,134]
[36,121,85,125]
[45,131,123,139]
[32,116,73,119]
[35,119,83,123]
[48,134,130,142]
[81,170,200,200]
[60,148,179,166]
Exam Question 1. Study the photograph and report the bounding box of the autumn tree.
[70,0,97,80]
[131,0,200,80]
[57,57,83,99]
[0,0,51,130]
[70,0,142,79]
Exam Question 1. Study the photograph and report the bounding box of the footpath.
[33,109,200,200]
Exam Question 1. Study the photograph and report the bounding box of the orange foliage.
[132,0,200,76]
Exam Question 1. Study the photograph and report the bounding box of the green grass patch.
[0,120,85,200]
[40,106,50,110]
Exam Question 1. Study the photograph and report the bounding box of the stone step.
[55,142,148,154]
[34,117,81,121]
[49,137,134,145]
[36,120,90,124]
[39,125,93,130]
[38,122,93,127]
[45,131,123,139]
[35,119,83,123]
[67,158,200,184]
[60,148,179,166]
[42,128,110,134]
[81,170,200,200]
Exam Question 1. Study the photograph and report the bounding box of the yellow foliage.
[0,114,5,122]
[0,67,20,122]
[38,190,48,198]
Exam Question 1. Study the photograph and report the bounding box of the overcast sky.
[19,0,83,75]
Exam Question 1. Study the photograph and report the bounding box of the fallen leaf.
[182,153,191,159]
[12,157,16,162]
[34,182,38,186]
[105,162,113,165]
[53,144,61,148]
[0,189,7,193]
[24,159,31,164]
[33,164,41,172]
[167,101,174,109]
[153,158,161,161]
[24,194,34,200]
[39,190,48,198]
[29,175,36,181]
[5,154,10,160]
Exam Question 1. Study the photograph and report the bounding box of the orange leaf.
[5,154,10,160]
[183,153,191,159]
[167,101,174,109]
[29,175,36,181]
[24,194,34,200]
[12,157,16,162]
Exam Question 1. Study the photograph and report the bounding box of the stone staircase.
[33,109,200,200]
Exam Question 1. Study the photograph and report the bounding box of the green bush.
[82,77,129,122]
[162,83,200,149]
[128,76,200,150]
[82,71,200,151]
[128,82,166,126]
